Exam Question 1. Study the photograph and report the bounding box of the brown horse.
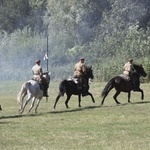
[101,64,147,105]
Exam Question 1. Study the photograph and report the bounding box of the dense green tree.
[0,0,149,82]
[0,0,47,34]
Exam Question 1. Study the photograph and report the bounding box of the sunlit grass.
[0,81,150,150]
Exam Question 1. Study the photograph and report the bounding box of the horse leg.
[34,98,42,113]
[140,89,144,100]
[19,92,27,111]
[134,88,144,100]
[113,91,121,104]
[53,94,61,110]
[86,92,95,103]
[19,96,33,114]
[78,94,81,107]
[65,95,71,109]
[101,95,107,105]
[27,97,36,113]
[128,92,131,103]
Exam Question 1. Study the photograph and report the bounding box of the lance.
[46,35,49,72]
[45,35,49,102]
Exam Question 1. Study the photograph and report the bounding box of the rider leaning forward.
[73,58,87,96]
[32,59,49,97]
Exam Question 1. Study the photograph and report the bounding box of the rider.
[32,59,49,97]
[73,58,87,96]
[123,59,138,90]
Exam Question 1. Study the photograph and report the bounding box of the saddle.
[31,78,44,92]
[119,74,130,81]
[67,77,78,84]
[32,77,41,83]
[32,75,49,97]
[67,77,82,89]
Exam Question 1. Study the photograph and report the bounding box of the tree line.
[0,0,149,82]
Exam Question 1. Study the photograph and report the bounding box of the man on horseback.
[123,59,138,90]
[32,59,49,97]
[73,58,87,96]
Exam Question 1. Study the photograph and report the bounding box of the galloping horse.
[101,64,147,105]
[53,66,95,109]
[17,73,50,114]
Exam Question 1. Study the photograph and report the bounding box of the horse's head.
[133,64,147,77]
[85,66,94,79]
[43,72,51,84]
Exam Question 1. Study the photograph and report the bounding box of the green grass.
[0,81,150,150]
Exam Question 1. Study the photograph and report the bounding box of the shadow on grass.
[119,100,150,106]
[0,101,149,119]
[130,101,150,105]
[0,113,40,120]
[0,105,101,119]
[101,100,150,107]
[50,105,101,114]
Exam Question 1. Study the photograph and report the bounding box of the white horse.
[17,73,50,114]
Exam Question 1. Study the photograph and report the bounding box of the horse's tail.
[101,78,115,98]
[17,81,29,104]
[59,80,68,96]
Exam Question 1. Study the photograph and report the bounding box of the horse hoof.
[18,110,23,114]
[35,111,37,114]
[117,102,121,105]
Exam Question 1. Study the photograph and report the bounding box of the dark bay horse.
[53,66,95,109]
[101,64,147,105]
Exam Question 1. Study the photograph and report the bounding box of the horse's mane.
[133,63,142,67]
[85,65,92,70]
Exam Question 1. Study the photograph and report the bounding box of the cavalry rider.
[73,58,87,96]
[32,59,49,97]
[123,58,138,90]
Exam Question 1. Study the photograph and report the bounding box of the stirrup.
[82,93,87,97]
[77,86,82,90]
[43,94,49,97]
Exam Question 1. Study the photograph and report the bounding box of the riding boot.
[43,87,49,97]
[43,93,49,97]
[133,81,139,91]
[39,83,44,91]
[43,92,49,97]
[77,83,82,90]
[74,78,82,90]
[82,85,87,97]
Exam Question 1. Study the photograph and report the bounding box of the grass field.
[0,81,150,150]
